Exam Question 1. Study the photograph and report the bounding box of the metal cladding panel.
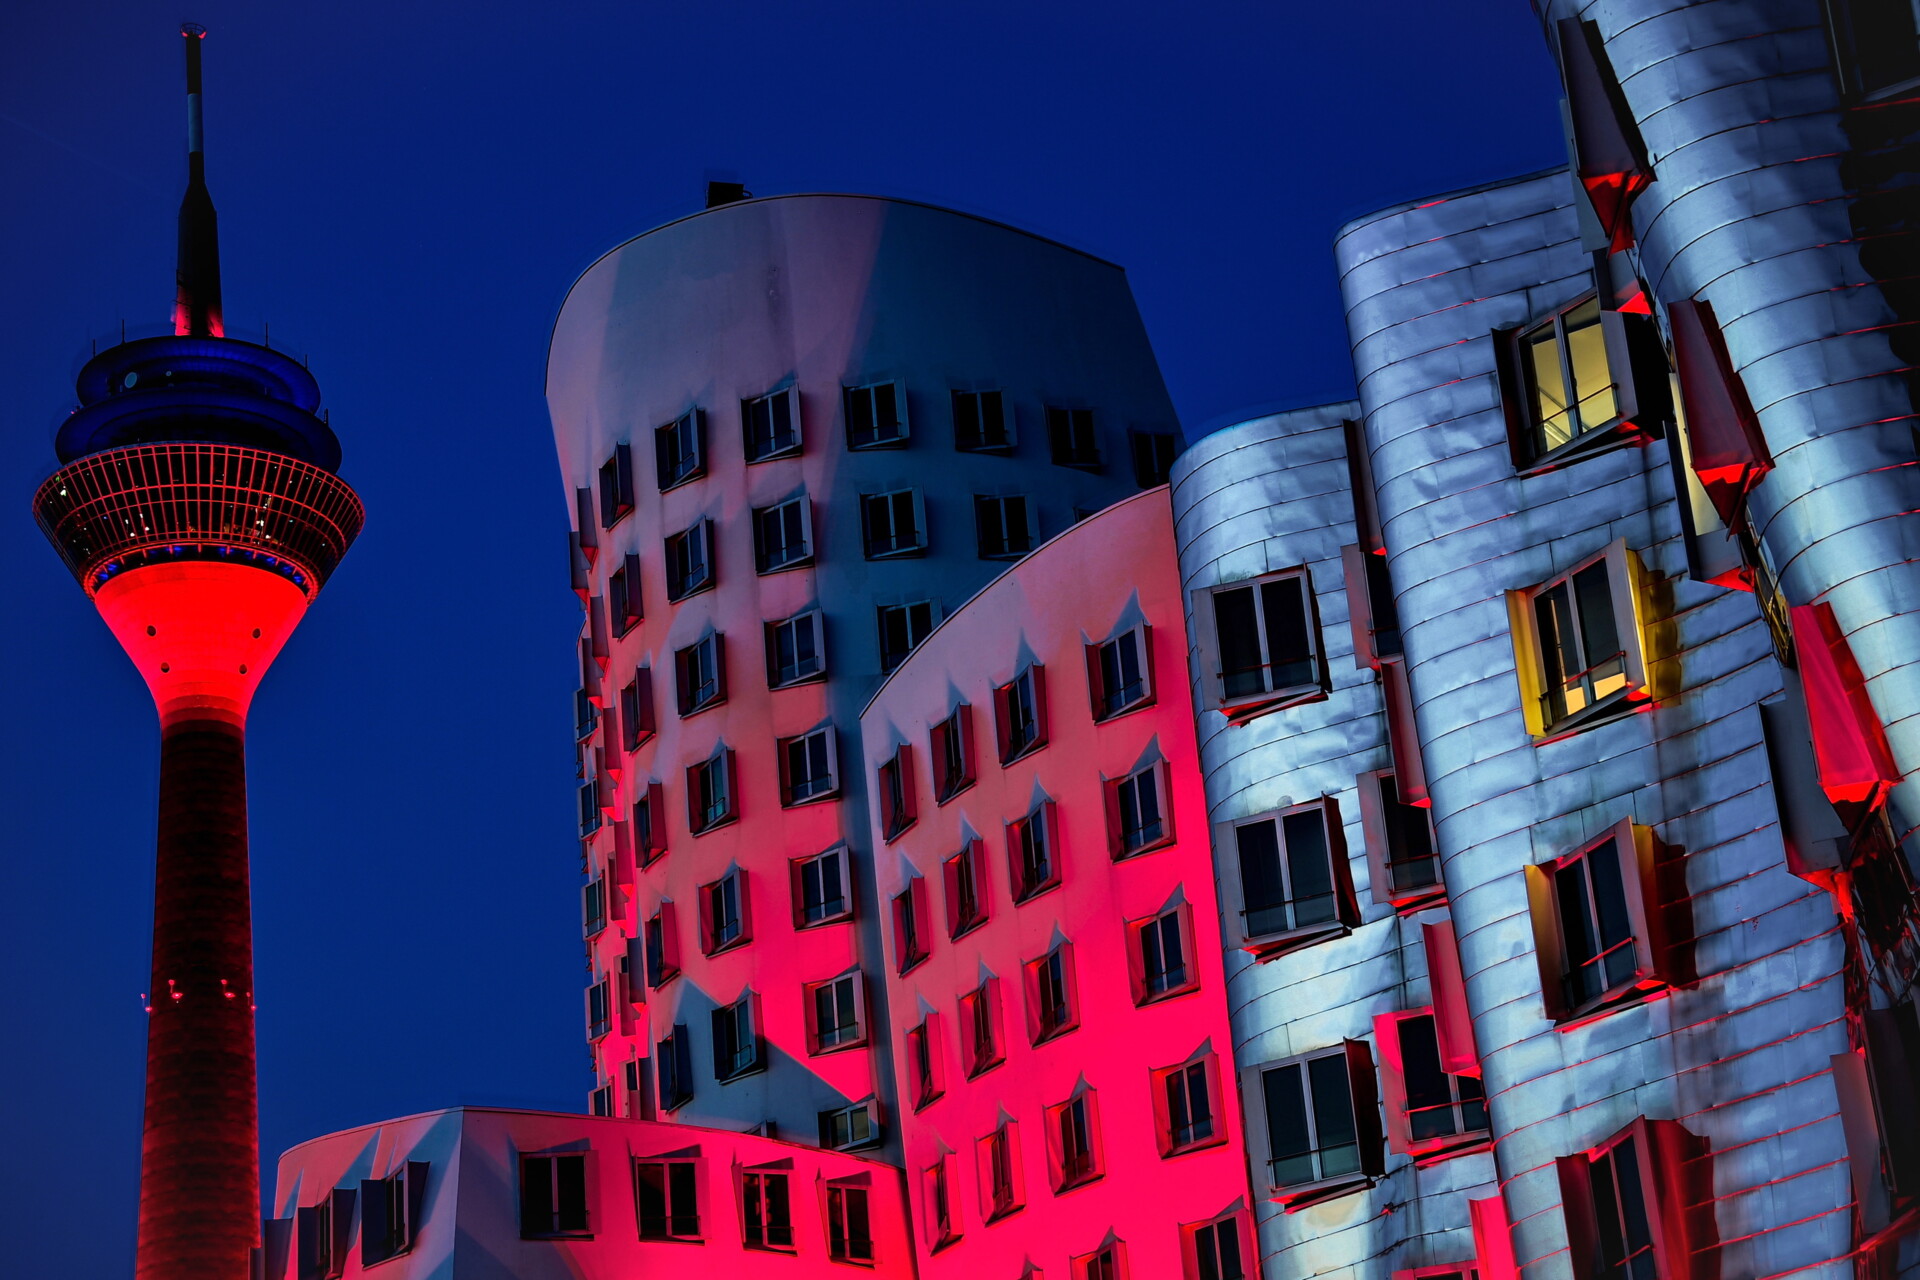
[1171,405,1495,1277]
[1337,155,1859,1279]
[1535,0,1920,857]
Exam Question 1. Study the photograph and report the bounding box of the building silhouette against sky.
[30,26,364,1280]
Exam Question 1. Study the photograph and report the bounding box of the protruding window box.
[953,389,1012,453]
[1196,571,1326,723]
[1151,1051,1225,1158]
[1357,768,1443,913]
[778,725,839,807]
[930,704,975,804]
[1372,1009,1490,1165]
[1525,817,1684,1027]
[1247,1043,1383,1212]
[742,386,801,462]
[654,409,705,492]
[845,381,908,449]
[1087,624,1155,721]
[1225,800,1358,960]
[1494,292,1669,472]
[1507,538,1662,743]
[792,845,852,929]
[599,443,635,529]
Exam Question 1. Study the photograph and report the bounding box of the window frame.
[974,493,1037,559]
[860,487,927,559]
[1045,405,1101,469]
[685,748,737,836]
[599,443,635,529]
[653,1025,695,1113]
[805,969,869,1055]
[1357,768,1443,913]
[845,380,909,449]
[358,1163,427,1267]
[907,1011,945,1110]
[791,844,853,929]
[519,1151,593,1240]
[1823,0,1920,100]
[826,1180,876,1263]
[1244,1041,1384,1209]
[711,990,765,1082]
[778,724,840,807]
[819,1099,881,1151]
[739,1165,795,1251]
[609,551,643,636]
[878,744,917,841]
[1107,760,1174,859]
[1506,538,1655,741]
[752,494,814,574]
[1183,1210,1249,1280]
[1195,569,1327,721]
[1372,1008,1491,1164]
[643,902,680,989]
[1007,800,1062,903]
[924,1152,961,1251]
[632,783,665,866]
[877,600,937,674]
[931,704,976,803]
[1222,798,1359,959]
[960,977,1005,1078]
[698,867,751,956]
[1045,1088,1105,1192]
[892,877,932,974]
[632,1155,701,1241]
[1130,428,1179,488]
[1152,1050,1226,1158]
[654,409,706,493]
[944,839,991,939]
[953,387,1013,453]
[977,1119,1026,1223]
[1128,902,1198,1004]
[765,609,826,689]
[619,669,656,752]
[664,518,716,602]
[1088,624,1156,721]
[994,664,1049,764]
[741,386,802,463]
[1023,940,1080,1044]
[1555,1117,1703,1280]
[585,973,613,1040]
[1525,816,1668,1026]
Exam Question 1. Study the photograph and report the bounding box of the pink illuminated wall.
[858,490,1254,1278]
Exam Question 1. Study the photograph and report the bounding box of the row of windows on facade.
[591,389,1180,529]
[288,1163,425,1279]
[575,624,1161,852]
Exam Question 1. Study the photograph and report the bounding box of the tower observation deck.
[31,26,363,1280]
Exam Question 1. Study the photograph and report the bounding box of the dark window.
[827,1184,874,1261]
[359,1164,424,1266]
[1081,1246,1121,1280]
[1046,406,1100,468]
[297,1191,346,1280]
[1010,803,1059,902]
[702,871,745,953]
[1093,627,1151,719]
[1193,1216,1245,1280]
[583,875,608,937]
[633,1158,699,1239]
[975,494,1034,558]
[586,976,611,1039]
[996,666,1046,762]
[741,1170,793,1250]
[1825,0,1920,98]
[879,746,916,840]
[846,381,907,448]
[1031,945,1073,1041]
[654,410,705,491]
[932,705,974,801]
[619,672,654,751]
[811,973,864,1051]
[574,687,598,743]
[796,847,849,926]
[1550,833,1642,1013]
[1363,553,1400,657]
[766,610,824,687]
[742,388,800,462]
[1140,909,1188,998]
[779,726,837,806]
[1396,1013,1488,1144]
[520,1153,589,1238]
[589,1083,612,1117]
[820,1101,877,1150]
[654,1026,693,1111]
[1130,429,1178,487]
[946,842,987,938]
[599,444,635,528]
[1364,770,1439,906]
[1113,764,1167,856]
[609,553,642,635]
[632,788,664,865]
[753,497,811,573]
[1054,1094,1098,1187]
[578,775,603,840]
[644,907,677,989]
[909,1017,941,1107]
[878,600,936,673]
[928,1158,957,1244]
[1261,1051,1364,1188]
[964,980,1000,1076]
[674,634,725,716]
[985,1123,1019,1218]
[664,520,714,600]
[711,994,761,1079]
[894,881,929,973]
[953,389,1011,451]
[1531,557,1629,731]
[1210,574,1318,707]
[862,489,924,558]
[687,750,734,834]
[1165,1060,1214,1151]
[1235,805,1349,943]
[1572,1134,1659,1280]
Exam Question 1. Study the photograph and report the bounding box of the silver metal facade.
[1337,163,1852,1279]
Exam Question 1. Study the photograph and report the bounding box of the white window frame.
[793,845,852,927]
[845,380,909,449]
[765,609,825,688]
[878,599,938,673]
[752,495,813,574]
[664,519,715,601]
[741,385,802,462]
[953,387,1014,452]
[861,487,927,559]
[1221,801,1354,955]
[654,408,706,492]
[808,970,868,1053]
[1194,569,1323,717]
[974,493,1037,559]
[779,724,839,807]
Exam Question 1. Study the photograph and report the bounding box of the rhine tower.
[32,26,364,1279]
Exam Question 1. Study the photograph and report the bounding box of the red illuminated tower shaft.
[32,25,362,1280]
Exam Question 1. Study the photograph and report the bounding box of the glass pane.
[522,1157,554,1232]
[1534,583,1579,721]
[668,1162,699,1236]
[1214,587,1265,699]
[1564,299,1617,434]
[1585,838,1641,991]
[636,1163,667,1236]
[1573,561,1626,701]
[1400,1016,1457,1141]
[1261,578,1315,687]
[1525,322,1574,452]
[1458,1071,1489,1134]
[1308,1053,1359,1178]
[1262,1064,1313,1184]
[1382,774,1439,891]
[766,1174,792,1246]
[1283,810,1337,927]
[1612,1138,1658,1280]
[1236,820,1288,935]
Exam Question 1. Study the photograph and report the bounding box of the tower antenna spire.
[173,22,223,337]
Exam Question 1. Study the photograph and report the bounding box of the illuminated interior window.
[954,388,1012,452]
[1527,819,1665,1023]
[765,609,825,688]
[845,380,908,449]
[519,1153,589,1238]
[878,600,937,673]
[1045,405,1101,469]
[1508,540,1655,739]
[633,1157,700,1239]
[862,487,926,558]
[752,495,812,573]
[741,386,800,462]
[653,409,705,491]
[975,493,1036,559]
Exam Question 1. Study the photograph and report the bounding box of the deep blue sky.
[0,2,1562,1270]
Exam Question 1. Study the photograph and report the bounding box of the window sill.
[950,918,988,942]
[637,1233,704,1245]
[1551,977,1668,1030]
[1013,880,1062,907]
[623,730,656,753]
[604,506,634,530]
[983,1200,1025,1224]
[746,445,802,465]
[1114,832,1175,861]
[637,849,667,870]
[657,470,706,495]
[1383,885,1448,916]
[1163,1132,1228,1159]
[966,1057,1006,1082]
[1532,687,1643,745]
[956,440,1015,455]
[1514,418,1649,477]
[796,910,855,931]
[1031,1019,1079,1046]
[1051,456,1103,472]
[769,670,828,692]
[614,619,643,640]
[1219,684,1327,727]
[864,546,928,561]
[897,953,929,977]
[912,1090,943,1113]
[979,550,1031,562]
[677,695,725,721]
[1136,981,1201,1008]
[716,1061,768,1085]
[999,738,1048,767]
[1272,1173,1375,1213]
[1093,694,1157,724]
[756,556,815,576]
[846,436,909,452]
[1052,1170,1105,1196]
[522,1230,595,1242]
[882,819,917,844]
[704,935,750,959]
[1407,1131,1493,1167]
[782,788,841,810]
[690,814,738,838]
[664,580,716,605]
[1243,920,1350,962]
[809,1036,870,1058]
[935,779,975,807]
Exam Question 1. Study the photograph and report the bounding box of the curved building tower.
[32,27,363,1280]
[546,193,1180,1150]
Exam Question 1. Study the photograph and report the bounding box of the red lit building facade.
[859,490,1251,1278]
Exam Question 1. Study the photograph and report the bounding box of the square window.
[1357,769,1442,911]
[807,971,867,1053]
[644,904,679,989]
[711,991,763,1080]
[907,1012,944,1109]
[1200,571,1323,718]
[1154,1056,1219,1155]
[654,409,705,491]
[1024,942,1078,1043]
[633,1157,700,1239]
[878,601,936,673]
[664,520,715,601]
[779,725,839,806]
[609,552,643,635]
[944,840,990,938]
[674,634,726,716]
[589,1081,612,1118]
[954,388,1013,452]
[1527,818,1666,1023]
[1129,429,1178,488]
[654,1026,694,1112]
[1510,297,1623,462]
[1509,540,1652,739]
[1229,800,1358,956]
[846,381,908,448]
[1089,625,1154,720]
[975,494,1036,559]
[599,444,635,528]
[1374,1010,1488,1161]
[686,749,736,834]
[819,1100,880,1150]
[893,879,932,974]
[1108,762,1171,858]
[1251,1042,1383,1205]
[520,1153,590,1238]
[931,705,975,803]
[994,665,1048,763]
[1130,905,1195,1003]
[742,387,801,462]
[753,496,813,573]
[878,744,917,840]
[1046,1090,1102,1191]
[699,869,749,955]
[1008,802,1061,902]
[1046,406,1100,469]
[765,609,825,687]
[740,1168,793,1250]
[619,671,655,752]
[793,845,852,928]
[827,1183,874,1261]
[979,1120,1025,1221]
[862,488,926,558]
[961,978,1003,1077]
